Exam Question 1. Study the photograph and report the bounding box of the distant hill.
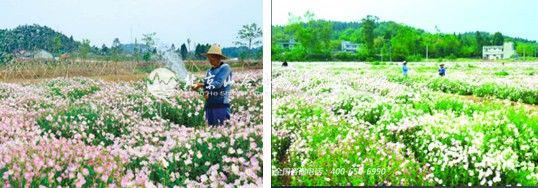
[119,43,151,54]
[273,20,536,45]
[222,46,262,58]
[0,24,79,55]
[272,18,538,61]
[0,24,260,62]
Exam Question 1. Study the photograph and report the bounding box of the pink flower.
[75,174,86,188]
[24,172,33,181]
[95,166,104,174]
[82,168,89,176]
[121,176,132,187]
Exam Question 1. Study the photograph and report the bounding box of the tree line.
[1,23,263,63]
[272,12,538,61]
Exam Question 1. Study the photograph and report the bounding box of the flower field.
[0,70,262,187]
[272,62,538,186]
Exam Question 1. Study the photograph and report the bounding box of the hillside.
[0,24,260,62]
[272,18,538,61]
[0,24,79,55]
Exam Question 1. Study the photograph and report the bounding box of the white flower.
[231,164,240,175]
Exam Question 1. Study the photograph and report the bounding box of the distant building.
[33,50,54,59]
[482,42,516,60]
[14,50,33,60]
[15,49,54,60]
[341,41,359,53]
[278,39,296,49]
[120,43,151,54]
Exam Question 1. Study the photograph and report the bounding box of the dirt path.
[449,93,538,111]
[386,78,538,111]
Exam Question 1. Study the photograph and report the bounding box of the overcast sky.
[0,0,262,47]
[272,0,538,41]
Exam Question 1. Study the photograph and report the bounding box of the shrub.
[36,105,129,146]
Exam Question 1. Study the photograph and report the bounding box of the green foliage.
[36,105,129,146]
[135,97,206,127]
[149,134,261,187]
[361,15,378,58]
[53,35,62,54]
[79,39,91,59]
[142,32,156,48]
[492,32,504,45]
[428,78,473,95]
[391,75,538,105]
[48,84,100,101]
[0,24,79,54]
[135,62,159,73]
[143,51,152,62]
[194,43,211,60]
[0,51,13,63]
[234,23,262,53]
[66,85,100,100]
[180,43,188,59]
[271,16,538,62]
[516,42,537,58]
[494,70,509,76]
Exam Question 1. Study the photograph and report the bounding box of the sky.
[272,0,538,41]
[0,0,262,47]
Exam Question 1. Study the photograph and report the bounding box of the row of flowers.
[0,70,262,187]
[272,62,538,186]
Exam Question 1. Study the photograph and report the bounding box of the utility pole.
[389,44,392,62]
[426,44,429,61]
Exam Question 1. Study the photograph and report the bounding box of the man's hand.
[191,83,204,91]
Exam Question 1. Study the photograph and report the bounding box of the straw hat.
[204,43,228,60]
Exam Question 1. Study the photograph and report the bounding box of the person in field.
[438,64,446,76]
[402,61,409,76]
[191,44,232,126]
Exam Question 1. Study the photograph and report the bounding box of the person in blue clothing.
[191,44,232,126]
[402,61,409,76]
[438,64,446,76]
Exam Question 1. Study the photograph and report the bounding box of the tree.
[53,35,62,54]
[194,43,211,59]
[79,39,91,59]
[234,23,262,59]
[112,38,121,52]
[285,12,332,60]
[142,32,156,49]
[142,32,156,61]
[516,42,536,58]
[187,38,191,52]
[373,36,386,61]
[360,15,379,58]
[101,44,109,55]
[492,32,504,45]
[109,38,122,61]
[475,31,484,57]
[180,43,188,59]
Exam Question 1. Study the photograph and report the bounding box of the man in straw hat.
[191,44,233,126]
